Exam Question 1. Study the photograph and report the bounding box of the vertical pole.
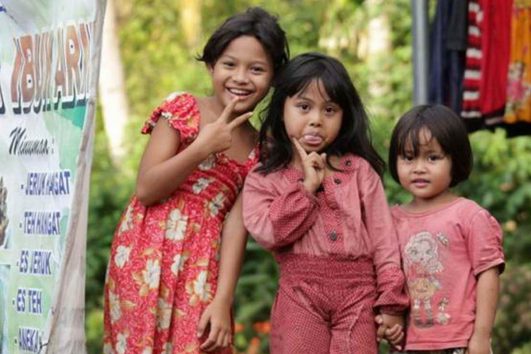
[411,0,429,105]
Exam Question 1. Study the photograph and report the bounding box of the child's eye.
[427,154,444,162]
[250,66,266,74]
[324,106,339,115]
[222,61,235,68]
[297,103,311,112]
[400,154,414,162]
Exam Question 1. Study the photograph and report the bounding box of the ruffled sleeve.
[141,92,200,146]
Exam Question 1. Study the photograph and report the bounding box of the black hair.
[257,52,385,176]
[197,7,289,76]
[388,104,473,187]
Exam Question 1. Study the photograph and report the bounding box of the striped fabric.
[461,0,483,118]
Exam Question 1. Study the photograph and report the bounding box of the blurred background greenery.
[87,0,531,353]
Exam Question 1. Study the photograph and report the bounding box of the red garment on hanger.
[461,0,512,122]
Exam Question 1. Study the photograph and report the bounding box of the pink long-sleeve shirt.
[242,154,408,312]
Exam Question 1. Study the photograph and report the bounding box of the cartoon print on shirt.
[404,231,450,328]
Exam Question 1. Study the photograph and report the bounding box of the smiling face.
[283,79,343,155]
[397,128,453,206]
[209,35,274,116]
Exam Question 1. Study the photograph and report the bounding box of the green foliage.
[85,308,105,352]
[493,264,531,353]
[233,241,278,353]
[464,131,531,264]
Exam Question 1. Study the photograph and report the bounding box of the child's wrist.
[472,327,492,339]
[212,291,234,304]
[302,180,319,194]
[189,140,211,161]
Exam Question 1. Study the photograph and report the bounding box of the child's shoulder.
[451,197,491,218]
[248,164,288,180]
[391,197,485,220]
[156,91,198,118]
[142,92,200,136]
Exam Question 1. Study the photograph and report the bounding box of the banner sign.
[0,1,105,352]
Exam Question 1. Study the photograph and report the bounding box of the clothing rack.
[411,0,531,136]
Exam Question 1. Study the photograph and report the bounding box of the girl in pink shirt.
[242,52,408,353]
[384,104,504,354]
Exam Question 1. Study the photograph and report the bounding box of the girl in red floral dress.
[103,7,289,354]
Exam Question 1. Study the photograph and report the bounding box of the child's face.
[209,35,274,116]
[283,79,343,154]
[397,128,453,204]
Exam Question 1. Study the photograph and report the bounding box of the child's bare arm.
[468,267,500,354]
[137,98,252,206]
[136,119,206,205]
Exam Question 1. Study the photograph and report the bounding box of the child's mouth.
[301,134,323,146]
[411,179,429,187]
[227,88,252,98]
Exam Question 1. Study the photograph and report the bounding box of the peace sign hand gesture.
[292,138,326,194]
[194,97,253,158]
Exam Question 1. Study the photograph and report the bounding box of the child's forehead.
[403,128,443,150]
[295,79,331,100]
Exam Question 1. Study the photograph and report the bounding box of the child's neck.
[289,154,340,175]
[404,190,459,213]
[200,96,239,124]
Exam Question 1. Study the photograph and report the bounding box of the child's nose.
[233,68,249,83]
[412,160,426,172]
[308,112,323,126]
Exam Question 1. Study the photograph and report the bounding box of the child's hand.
[375,313,405,351]
[197,298,232,352]
[194,97,253,157]
[467,332,491,354]
[292,138,326,193]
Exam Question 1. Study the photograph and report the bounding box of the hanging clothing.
[429,0,468,114]
[504,1,531,124]
[461,0,483,122]
[461,0,514,132]
[479,0,512,124]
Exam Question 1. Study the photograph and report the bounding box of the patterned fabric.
[461,0,483,119]
[242,155,408,314]
[270,254,378,354]
[392,349,466,354]
[504,1,531,123]
[462,0,512,125]
[392,198,504,351]
[103,93,257,354]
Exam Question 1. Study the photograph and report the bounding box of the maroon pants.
[270,254,378,354]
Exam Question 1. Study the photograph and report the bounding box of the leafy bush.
[493,264,531,353]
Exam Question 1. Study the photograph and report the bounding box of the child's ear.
[206,63,214,73]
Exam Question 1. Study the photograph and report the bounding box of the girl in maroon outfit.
[242,53,408,353]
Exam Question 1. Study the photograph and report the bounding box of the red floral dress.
[103,92,257,354]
